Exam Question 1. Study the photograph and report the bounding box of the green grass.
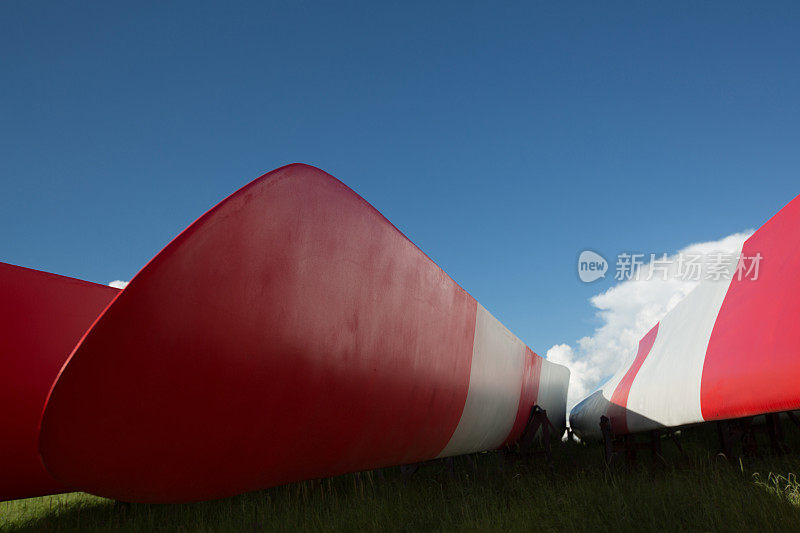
[4,423,800,532]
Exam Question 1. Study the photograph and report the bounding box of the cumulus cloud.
[548,231,753,409]
[108,280,129,289]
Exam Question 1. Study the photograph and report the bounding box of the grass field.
[3,423,800,532]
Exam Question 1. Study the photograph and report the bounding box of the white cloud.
[548,231,753,409]
[108,280,129,289]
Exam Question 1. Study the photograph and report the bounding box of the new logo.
[578,250,608,283]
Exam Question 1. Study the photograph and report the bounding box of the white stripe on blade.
[536,359,570,434]
[625,250,740,432]
[437,304,525,457]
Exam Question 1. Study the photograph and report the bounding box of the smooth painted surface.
[438,304,525,457]
[536,359,570,436]
[40,164,569,503]
[626,257,737,432]
[570,247,740,437]
[501,347,543,448]
[607,324,659,434]
[702,195,800,420]
[0,263,119,501]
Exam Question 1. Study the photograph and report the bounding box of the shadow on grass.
[4,423,800,532]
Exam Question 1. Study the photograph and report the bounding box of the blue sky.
[2,1,798,364]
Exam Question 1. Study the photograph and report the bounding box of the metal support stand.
[669,430,686,458]
[517,405,554,459]
[500,404,557,472]
[600,415,666,467]
[717,413,791,460]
